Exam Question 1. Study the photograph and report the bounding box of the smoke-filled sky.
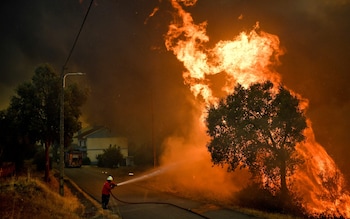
[1,0,349,177]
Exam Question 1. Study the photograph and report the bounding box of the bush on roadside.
[82,157,91,165]
[96,145,123,168]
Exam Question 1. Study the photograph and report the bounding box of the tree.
[5,63,87,181]
[96,145,124,168]
[206,81,307,198]
[0,109,36,168]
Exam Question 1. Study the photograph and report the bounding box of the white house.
[72,126,132,165]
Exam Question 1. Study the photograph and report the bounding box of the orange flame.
[165,1,282,106]
[293,121,350,217]
[162,0,350,217]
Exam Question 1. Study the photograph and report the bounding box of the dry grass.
[0,174,83,219]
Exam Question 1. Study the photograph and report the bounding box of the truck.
[65,150,83,168]
[0,162,15,177]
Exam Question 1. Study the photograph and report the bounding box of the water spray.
[116,169,163,186]
[115,162,182,186]
[110,163,211,218]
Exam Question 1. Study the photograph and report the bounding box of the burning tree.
[206,81,307,199]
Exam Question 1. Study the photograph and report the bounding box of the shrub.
[96,145,123,168]
[32,150,52,171]
[82,157,91,165]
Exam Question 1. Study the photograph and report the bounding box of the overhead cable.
[63,0,94,69]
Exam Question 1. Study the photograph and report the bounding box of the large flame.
[162,0,350,217]
[165,1,282,105]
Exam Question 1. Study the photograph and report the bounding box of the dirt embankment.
[0,171,120,219]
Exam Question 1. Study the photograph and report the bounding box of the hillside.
[0,174,85,219]
[0,167,124,219]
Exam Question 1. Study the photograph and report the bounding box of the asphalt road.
[64,166,259,219]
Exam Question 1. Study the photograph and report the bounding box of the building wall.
[86,137,128,163]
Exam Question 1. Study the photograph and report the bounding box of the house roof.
[74,126,107,139]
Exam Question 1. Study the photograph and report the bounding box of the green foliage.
[7,64,60,147]
[33,149,52,171]
[0,110,37,169]
[0,63,87,171]
[82,157,91,165]
[64,83,88,143]
[206,81,307,197]
[96,145,124,168]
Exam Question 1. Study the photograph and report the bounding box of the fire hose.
[110,192,211,219]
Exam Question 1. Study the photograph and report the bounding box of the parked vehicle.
[0,162,15,177]
[65,150,82,168]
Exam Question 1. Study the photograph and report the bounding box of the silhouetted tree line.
[0,64,87,181]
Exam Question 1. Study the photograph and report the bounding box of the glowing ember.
[162,0,350,217]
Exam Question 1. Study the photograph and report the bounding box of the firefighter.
[101,175,116,209]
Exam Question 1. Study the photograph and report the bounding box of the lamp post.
[59,72,85,196]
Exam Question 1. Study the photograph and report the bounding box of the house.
[72,126,132,165]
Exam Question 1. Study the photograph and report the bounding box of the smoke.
[158,0,350,216]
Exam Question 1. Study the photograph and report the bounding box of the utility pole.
[58,0,93,196]
[59,71,85,196]
[152,90,156,168]
[59,68,65,196]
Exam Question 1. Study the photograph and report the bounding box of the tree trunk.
[44,141,50,182]
[280,157,288,198]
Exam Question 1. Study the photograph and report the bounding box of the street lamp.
[59,72,85,196]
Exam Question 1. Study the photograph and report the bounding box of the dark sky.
[1,0,349,177]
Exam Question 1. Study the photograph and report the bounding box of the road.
[65,166,259,219]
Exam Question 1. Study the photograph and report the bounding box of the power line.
[63,0,94,69]
[59,0,94,196]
